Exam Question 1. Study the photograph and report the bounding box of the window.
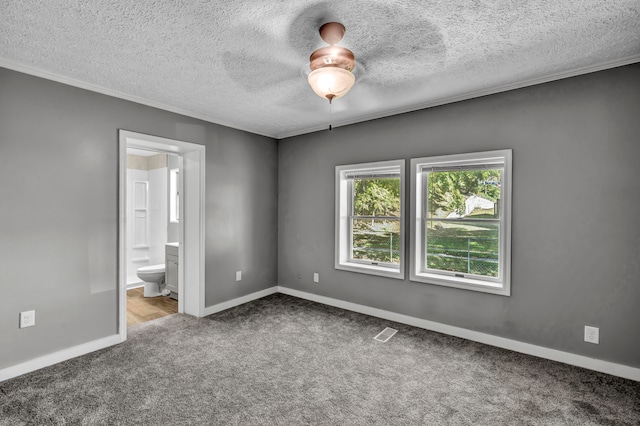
[169,168,179,223]
[410,150,512,295]
[335,160,405,279]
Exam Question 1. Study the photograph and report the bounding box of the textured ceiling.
[1,1,639,138]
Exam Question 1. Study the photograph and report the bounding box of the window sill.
[410,271,510,296]
[336,261,404,280]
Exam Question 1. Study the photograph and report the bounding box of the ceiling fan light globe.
[307,67,355,101]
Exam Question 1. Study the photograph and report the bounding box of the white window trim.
[335,159,405,279]
[409,150,512,296]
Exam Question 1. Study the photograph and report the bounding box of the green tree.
[427,170,501,216]
[353,178,400,217]
[352,177,401,264]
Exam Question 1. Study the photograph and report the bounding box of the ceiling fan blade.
[357,19,446,86]
[285,1,446,88]
[222,51,301,92]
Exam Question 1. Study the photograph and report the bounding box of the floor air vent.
[374,327,397,343]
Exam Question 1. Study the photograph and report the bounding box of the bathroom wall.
[0,67,278,371]
[126,158,149,284]
[125,153,169,286]
[147,156,168,266]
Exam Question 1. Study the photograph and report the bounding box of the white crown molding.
[0,59,277,139]
[276,54,640,139]
[3,55,639,141]
[277,286,640,382]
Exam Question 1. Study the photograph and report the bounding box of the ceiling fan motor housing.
[309,22,355,73]
[307,22,357,103]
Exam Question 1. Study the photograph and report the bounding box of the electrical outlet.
[236,271,242,281]
[313,273,319,283]
[584,326,599,344]
[296,271,302,280]
[20,310,36,328]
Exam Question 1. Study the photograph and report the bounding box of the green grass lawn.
[350,219,499,277]
[352,219,400,264]
[426,220,498,276]
[352,230,400,264]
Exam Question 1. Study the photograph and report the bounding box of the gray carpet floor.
[1,293,639,425]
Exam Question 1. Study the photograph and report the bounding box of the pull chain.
[326,94,335,132]
[329,100,333,131]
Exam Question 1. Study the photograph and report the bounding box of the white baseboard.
[277,286,640,382]
[0,287,278,382]
[0,334,122,383]
[4,286,637,383]
[201,286,279,317]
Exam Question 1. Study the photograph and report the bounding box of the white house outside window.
[335,160,405,279]
[410,150,512,295]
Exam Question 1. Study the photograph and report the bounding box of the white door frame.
[118,130,206,341]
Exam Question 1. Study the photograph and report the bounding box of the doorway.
[118,130,206,341]
[125,147,180,325]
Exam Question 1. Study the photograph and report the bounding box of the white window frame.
[335,159,405,279]
[410,150,512,295]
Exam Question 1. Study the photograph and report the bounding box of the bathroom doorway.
[124,147,180,325]
[118,130,206,341]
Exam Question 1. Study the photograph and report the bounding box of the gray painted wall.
[2,62,638,373]
[278,64,640,368]
[0,68,278,369]
[204,118,278,306]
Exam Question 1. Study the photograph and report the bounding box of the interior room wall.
[278,63,640,369]
[204,122,279,306]
[0,67,278,370]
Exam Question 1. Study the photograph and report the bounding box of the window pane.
[425,220,499,277]
[352,218,400,264]
[170,169,179,222]
[353,178,401,217]
[427,170,502,219]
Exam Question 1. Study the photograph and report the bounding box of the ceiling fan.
[220,3,445,109]
[306,22,356,103]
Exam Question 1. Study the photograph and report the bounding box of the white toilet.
[136,264,168,297]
